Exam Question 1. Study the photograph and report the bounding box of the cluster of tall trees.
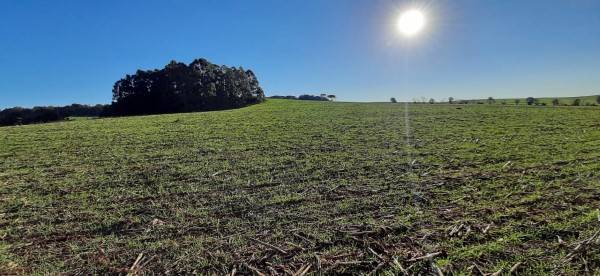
[105,58,265,116]
[0,104,107,126]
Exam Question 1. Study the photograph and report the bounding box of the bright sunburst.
[397,9,426,37]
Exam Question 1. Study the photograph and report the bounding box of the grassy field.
[1,99,599,274]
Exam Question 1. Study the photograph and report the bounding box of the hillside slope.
[1,100,599,274]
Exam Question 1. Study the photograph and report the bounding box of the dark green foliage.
[448,97,454,104]
[108,58,265,116]
[0,104,107,126]
[271,94,335,101]
[297,94,330,101]
[552,98,560,106]
[487,97,495,104]
[526,97,535,105]
[573,98,581,106]
[429,98,435,104]
[390,97,397,103]
[269,95,298,99]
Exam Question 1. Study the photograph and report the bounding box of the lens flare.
[397,9,426,37]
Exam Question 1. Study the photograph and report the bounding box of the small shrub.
[526,97,535,105]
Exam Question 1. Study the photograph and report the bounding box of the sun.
[397,9,426,37]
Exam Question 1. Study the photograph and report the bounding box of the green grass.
[1,99,599,274]
[64,116,96,121]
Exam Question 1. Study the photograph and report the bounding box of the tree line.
[0,104,108,126]
[270,94,336,101]
[396,95,600,106]
[1,58,266,126]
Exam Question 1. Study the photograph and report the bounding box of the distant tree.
[596,95,600,105]
[0,107,26,126]
[552,98,560,106]
[31,107,60,123]
[448,97,454,104]
[327,95,336,101]
[526,97,535,105]
[429,98,435,104]
[390,97,397,103]
[515,99,521,105]
[487,97,495,104]
[572,98,581,106]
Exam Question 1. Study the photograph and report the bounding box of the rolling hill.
[1,99,599,274]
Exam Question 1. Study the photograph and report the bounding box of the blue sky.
[1,0,599,108]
